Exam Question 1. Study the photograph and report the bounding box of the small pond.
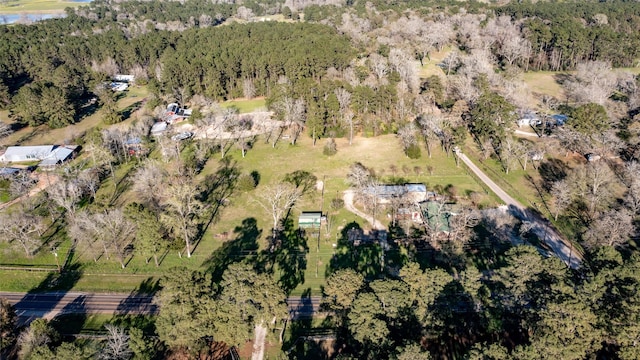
[0,12,66,24]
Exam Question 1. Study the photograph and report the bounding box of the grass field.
[0,128,490,295]
[221,98,267,113]
[0,0,86,14]
[418,47,452,79]
[462,139,545,211]
[521,71,567,103]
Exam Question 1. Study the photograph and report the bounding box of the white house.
[0,145,55,162]
[113,74,135,82]
[0,145,76,167]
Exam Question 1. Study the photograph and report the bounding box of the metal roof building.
[39,146,76,167]
[0,146,54,162]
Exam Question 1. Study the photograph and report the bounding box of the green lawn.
[220,98,267,113]
[462,141,549,213]
[0,133,489,295]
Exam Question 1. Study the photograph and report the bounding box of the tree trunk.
[349,122,353,146]
[183,220,191,258]
[154,254,159,267]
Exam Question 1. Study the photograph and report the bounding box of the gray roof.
[405,183,427,193]
[364,183,427,198]
[0,167,20,176]
[151,122,167,134]
[39,146,75,166]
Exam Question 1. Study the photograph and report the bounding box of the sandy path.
[251,323,267,360]
[342,190,385,231]
[0,173,57,211]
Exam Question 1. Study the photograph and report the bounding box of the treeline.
[157,22,353,100]
[0,18,352,127]
[497,1,640,69]
[322,245,640,359]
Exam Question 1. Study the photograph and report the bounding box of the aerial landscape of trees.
[1,0,640,358]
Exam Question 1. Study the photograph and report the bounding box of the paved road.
[0,292,321,321]
[456,151,582,269]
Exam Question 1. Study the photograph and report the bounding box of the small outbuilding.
[39,146,77,168]
[150,122,168,136]
[0,167,21,177]
[298,212,322,229]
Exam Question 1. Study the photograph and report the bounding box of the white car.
[171,132,193,141]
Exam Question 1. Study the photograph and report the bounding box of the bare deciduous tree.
[0,210,45,258]
[69,209,136,268]
[551,180,573,221]
[131,160,167,212]
[397,122,418,153]
[161,175,200,258]
[255,183,302,244]
[100,324,132,360]
[500,136,526,174]
[46,178,84,217]
[441,50,460,76]
[566,61,617,105]
[417,113,443,158]
[389,48,419,93]
[156,135,180,163]
[498,35,531,69]
[583,209,634,249]
[369,53,389,81]
[274,97,306,146]
[570,162,616,218]
[243,78,256,99]
[347,162,372,189]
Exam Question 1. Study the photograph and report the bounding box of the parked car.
[171,132,193,141]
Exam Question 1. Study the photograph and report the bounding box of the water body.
[0,13,65,24]
[0,0,91,24]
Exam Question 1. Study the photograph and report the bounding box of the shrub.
[331,197,344,210]
[405,143,421,159]
[237,173,257,191]
[323,138,337,156]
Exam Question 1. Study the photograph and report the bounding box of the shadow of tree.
[284,289,337,360]
[260,218,309,294]
[12,261,83,325]
[49,295,88,336]
[115,277,160,317]
[538,158,569,192]
[203,217,261,282]
[120,100,143,120]
[327,222,384,280]
[194,158,240,254]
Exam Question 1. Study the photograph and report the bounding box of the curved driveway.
[457,151,582,269]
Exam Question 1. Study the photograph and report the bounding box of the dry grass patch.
[522,71,567,104]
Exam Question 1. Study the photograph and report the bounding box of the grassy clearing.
[0,86,148,146]
[522,71,566,102]
[0,269,51,291]
[418,47,451,78]
[199,134,489,296]
[0,130,488,294]
[220,97,267,113]
[462,140,547,212]
[0,0,86,14]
